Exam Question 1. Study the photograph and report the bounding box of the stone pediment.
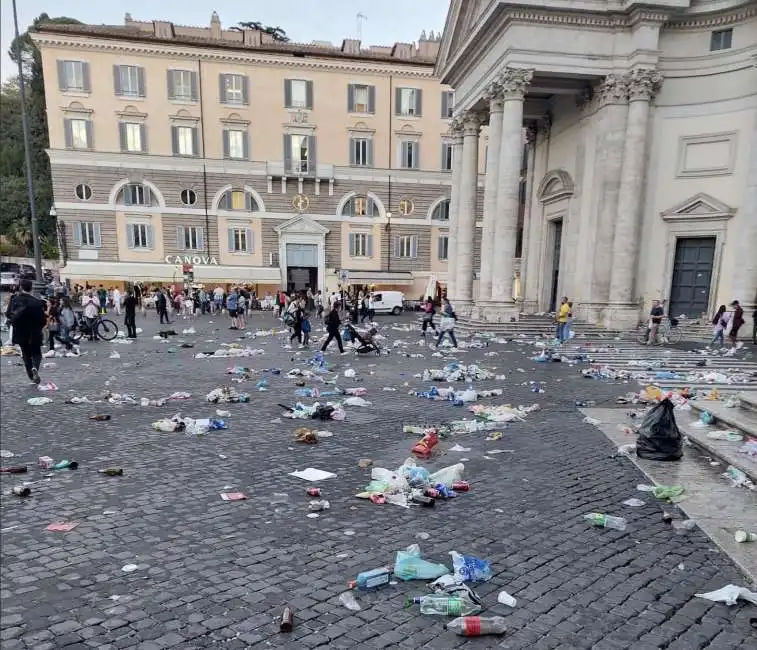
[275,213,330,236]
[537,169,575,204]
[661,193,735,220]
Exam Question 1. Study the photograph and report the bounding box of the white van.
[371,291,404,316]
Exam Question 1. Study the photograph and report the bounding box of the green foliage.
[1,13,81,253]
[232,21,290,42]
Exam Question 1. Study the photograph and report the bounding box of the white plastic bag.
[695,584,757,606]
[428,463,464,487]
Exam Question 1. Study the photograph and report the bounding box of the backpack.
[283,310,295,326]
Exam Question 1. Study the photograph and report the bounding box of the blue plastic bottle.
[348,567,392,590]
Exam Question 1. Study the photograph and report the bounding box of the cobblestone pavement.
[1,311,756,650]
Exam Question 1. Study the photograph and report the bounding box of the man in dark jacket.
[123,290,137,338]
[321,306,344,353]
[5,279,46,384]
[156,289,170,324]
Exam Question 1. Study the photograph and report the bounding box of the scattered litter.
[109,351,120,359]
[121,564,139,573]
[584,513,627,531]
[623,498,645,507]
[636,399,683,461]
[497,591,517,607]
[295,427,318,444]
[394,544,449,581]
[706,431,743,442]
[46,522,79,532]
[450,551,492,583]
[358,458,373,468]
[723,465,755,489]
[308,500,330,512]
[289,468,337,482]
[216,409,231,417]
[616,444,636,456]
[652,485,685,501]
[343,396,371,407]
[339,591,361,611]
[27,397,53,406]
[343,529,355,536]
[37,382,57,391]
[735,530,756,543]
[0,450,14,458]
[206,386,250,403]
[449,444,471,452]
[446,616,507,637]
[344,369,356,378]
[220,492,247,501]
[695,585,757,606]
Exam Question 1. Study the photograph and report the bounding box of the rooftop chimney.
[342,38,361,54]
[210,12,221,39]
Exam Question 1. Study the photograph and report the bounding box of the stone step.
[739,392,757,415]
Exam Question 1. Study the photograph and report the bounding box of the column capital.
[484,80,505,114]
[625,67,663,102]
[525,124,538,144]
[448,115,465,140]
[596,73,629,107]
[498,67,534,101]
[461,109,483,136]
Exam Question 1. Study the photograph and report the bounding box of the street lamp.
[385,212,392,273]
[50,205,64,266]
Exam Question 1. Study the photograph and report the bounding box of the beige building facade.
[33,14,494,297]
[438,0,757,327]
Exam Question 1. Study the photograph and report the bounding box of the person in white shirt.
[329,292,338,309]
[112,287,122,315]
[82,291,100,341]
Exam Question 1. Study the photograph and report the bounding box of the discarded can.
[452,481,470,492]
[411,494,435,507]
[662,512,673,523]
[308,500,330,512]
[90,414,111,421]
[735,530,757,543]
[12,485,31,497]
[0,466,28,474]
[279,605,294,632]
[306,487,321,497]
[39,456,54,469]
[99,468,124,476]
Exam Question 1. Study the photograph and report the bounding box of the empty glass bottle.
[583,513,627,531]
[409,595,481,616]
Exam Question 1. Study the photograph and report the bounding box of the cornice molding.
[664,4,757,30]
[33,34,439,80]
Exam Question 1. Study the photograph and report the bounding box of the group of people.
[418,296,460,348]
[709,300,755,349]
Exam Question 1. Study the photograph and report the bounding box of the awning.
[60,260,281,284]
[346,270,414,286]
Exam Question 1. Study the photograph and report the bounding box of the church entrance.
[548,219,563,313]
[286,243,318,293]
[668,236,715,319]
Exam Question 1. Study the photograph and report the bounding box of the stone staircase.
[684,392,757,482]
[454,314,623,338]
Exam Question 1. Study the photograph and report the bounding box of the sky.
[1,0,451,80]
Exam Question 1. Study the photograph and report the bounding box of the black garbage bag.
[635,398,683,461]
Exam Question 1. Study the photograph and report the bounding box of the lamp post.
[11,0,44,291]
[50,205,64,266]
[385,212,392,273]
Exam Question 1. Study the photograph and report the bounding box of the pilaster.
[446,117,465,302]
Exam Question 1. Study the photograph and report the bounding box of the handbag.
[440,316,454,332]
[48,318,59,333]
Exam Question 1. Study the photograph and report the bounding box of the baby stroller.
[345,324,381,355]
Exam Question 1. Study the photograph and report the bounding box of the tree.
[232,21,290,42]
[1,13,81,256]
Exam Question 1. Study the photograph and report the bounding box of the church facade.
[436,0,757,327]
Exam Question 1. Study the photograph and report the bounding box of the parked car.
[19,264,36,280]
[0,271,19,291]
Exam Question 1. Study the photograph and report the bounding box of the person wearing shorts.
[226,288,239,329]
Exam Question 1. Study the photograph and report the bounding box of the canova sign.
[165,255,219,265]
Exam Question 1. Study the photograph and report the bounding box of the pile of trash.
[195,346,265,359]
[420,363,495,382]
[283,402,346,421]
[469,403,539,423]
[152,414,228,434]
[412,386,503,406]
[356,456,467,508]
[582,364,633,381]
[206,386,250,403]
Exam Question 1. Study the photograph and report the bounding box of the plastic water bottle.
[584,513,627,531]
[410,595,481,616]
[446,616,507,637]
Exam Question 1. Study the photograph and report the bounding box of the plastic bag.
[635,398,683,461]
[695,584,757,606]
[394,544,450,581]
[428,463,464,487]
[449,551,492,583]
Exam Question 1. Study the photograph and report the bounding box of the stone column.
[491,67,533,305]
[608,68,662,328]
[445,118,465,301]
[455,110,482,304]
[589,74,628,321]
[731,99,757,313]
[518,126,537,310]
[478,81,504,301]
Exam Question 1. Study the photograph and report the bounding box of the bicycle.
[636,317,682,346]
[71,312,119,342]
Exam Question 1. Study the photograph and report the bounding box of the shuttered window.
[438,235,449,261]
[219,74,249,105]
[285,79,313,109]
[396,87,422,116]
[394,235,418,258]
[57,60,90,92]
[228,228,253,253]
[399,141,419,169]
[440,91,454,118]
[348,232,373,258]
[127,223,153,249]
[119,122,147,153]
[349,137,372,167]
[347,84,375,113]
[64,118,92,150]
[176,226,204,251]
[73,222,101,248]
[113,65,146,98]
[167,70,198,101]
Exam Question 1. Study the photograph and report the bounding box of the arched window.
[219,189,260,211]
[341,195,376,217]
[118,183,151,206]
[431,199,450,221]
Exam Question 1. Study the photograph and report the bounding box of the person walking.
[5,278,46,384]
[97,285,108,314]
[727,300,744,348]
[435,298,458,348]
[302,311,312,347]
[645,299,665,345]
[57,297,78,355]
[556,297,570,343]
[227,287,239,329]
[288,297,304,346]
[359,293,369,324]
[709,305,728,348]
[82,290,100,340]
[124,290,137,338]
[367,292,376,323]
[112,287,122,315]
[156,289,171,325]
[315,290,324,319]
[421,296,437,338]
[321,305,345,354]
[236,291,247,329]
[43,296,60,357]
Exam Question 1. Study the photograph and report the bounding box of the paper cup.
[734,530,756,543]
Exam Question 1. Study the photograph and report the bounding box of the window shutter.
[438,236,444,260]
[368,85,376,113]
[140,124,147,152]
[137,67,146,98]
[415,89,423,116]
[144,185,152,207]
[410,236,418,258]
[127,224,135,248]
[146,225,154,249]
[347,84,355,112]
[367,139,374,167]
[245,192,253,211]
[64,119,73,148]
[441,91,448,119]
[484,145,489,172]
[367,234,374,258]
[366,198,374,217]
[284,79,292,108]
[123,185,132,206]
[82,63,91,92]
[197,228,205,251]
[393,236,399,257]
[227,228,235,252]
[190,71,198,101]
[306,80,314,110]
[400,141,408,168]
[308,135,316,172]
[245,229,253,252]
[441,144,446,170]
[113,65,122,95]
[73,222,82,246]
[222,129,230,158]
[85,121,93,149]
[118,123,127,151]
[94,223,102,248]
[57,60,68,91]
[412,142,419,169]
[223,190,232,210]
[191,127,199,156]
[394,87,402,115]
[171,126,179,155]
[242,132,250,160]
[166,70,175,100]
[349,138,356,165]
[219,74,227,103]
[349,233,356,257]
[241,76,249,105]
[176,226,185,250]
[283,134,292,173]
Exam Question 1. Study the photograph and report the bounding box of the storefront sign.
[165,255,219,266]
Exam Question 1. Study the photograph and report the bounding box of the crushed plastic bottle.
[583,513,627,531]
[409,595,482,616]
[338,591,361,611]
[449,551,492,582]
[446,616,507,637]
